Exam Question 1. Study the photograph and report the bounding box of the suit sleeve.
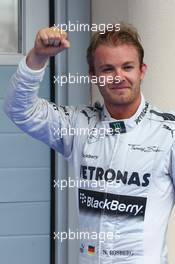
[4,57,76,158]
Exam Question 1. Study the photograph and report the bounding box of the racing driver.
[4,23,175,264]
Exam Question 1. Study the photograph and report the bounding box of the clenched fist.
[26,27,70,70]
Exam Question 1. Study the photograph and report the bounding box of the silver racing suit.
[4,58,175,264]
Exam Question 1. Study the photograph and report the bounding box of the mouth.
[110,86,129,90]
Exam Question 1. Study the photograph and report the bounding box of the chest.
[79,124,173,196]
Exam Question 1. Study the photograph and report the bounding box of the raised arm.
[4,28,75,158]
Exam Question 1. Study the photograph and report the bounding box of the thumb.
[61,38,71,49]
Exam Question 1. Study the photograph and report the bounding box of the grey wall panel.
[0,66,50,99]
[66,0,91,264]
[0,202,50,235]
[0,66,50,132]
[0,99,23,133]
[54,0,91,262]
[38,66,50,99]
[67,0,91,106]
[0,66,16,99]
[0,168,50,202]
[0,0,51,263]
[0,134,50,168]
[1,61,50,264]
[0,236,49,264]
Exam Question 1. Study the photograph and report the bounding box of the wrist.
[26,48,49,70]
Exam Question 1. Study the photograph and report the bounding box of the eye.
[102,68,113,72]
[100,66,114,73]
[123,65,134,71]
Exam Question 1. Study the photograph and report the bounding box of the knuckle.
[55,35,61,41]
[39,27,48,34]
[49,34,55,41]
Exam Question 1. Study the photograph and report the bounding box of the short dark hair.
[87,22,144,73]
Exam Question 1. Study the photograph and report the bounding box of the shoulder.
[47,102,103,127]
[148,104,175,141]
[75,102,103,124]
[149,104,175,124]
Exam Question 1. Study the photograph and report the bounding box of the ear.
[140,63,147,80]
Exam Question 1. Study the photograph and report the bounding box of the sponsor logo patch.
[135,102,149,124]
[82,153,98,159]
[109,121,126,134]
[128,144,162,153]
[88,245,95,256]
[80,165,151,187]
[80,243,85,253]
[79,189,147,218]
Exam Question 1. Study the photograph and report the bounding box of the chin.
[110,95,132,105]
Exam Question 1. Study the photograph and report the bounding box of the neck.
[105,95,141,120]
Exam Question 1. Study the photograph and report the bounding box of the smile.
[110,86,129,90]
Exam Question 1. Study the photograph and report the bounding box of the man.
[4,23,175,264]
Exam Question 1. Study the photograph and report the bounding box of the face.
[91,44,147,112]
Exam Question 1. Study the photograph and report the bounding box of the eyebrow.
[98,61,135,69]
[123,61,135,65]
[98,64,114,69]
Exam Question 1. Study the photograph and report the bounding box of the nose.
[113,68,125,84]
